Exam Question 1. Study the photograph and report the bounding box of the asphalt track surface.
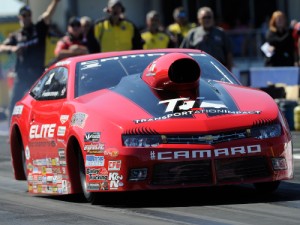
[0,119,300,225]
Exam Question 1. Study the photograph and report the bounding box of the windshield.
[75,52,240,97]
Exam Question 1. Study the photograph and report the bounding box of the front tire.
[77,150,99,204]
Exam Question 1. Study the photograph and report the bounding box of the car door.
[28,67,68,164]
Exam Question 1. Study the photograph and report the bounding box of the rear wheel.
[253,181,281,194]
[21,145,27,179]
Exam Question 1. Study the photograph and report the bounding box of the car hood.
[77,53,278,133]
[78,78,278,133]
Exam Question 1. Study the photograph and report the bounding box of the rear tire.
[253,181,281,194]
[21,145,27,179]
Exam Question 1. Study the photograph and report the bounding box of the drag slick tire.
[21,145,27,179]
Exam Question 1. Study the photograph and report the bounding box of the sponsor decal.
[84,143,105,152]
[89,174,108,180]
[104,148,119,158]
[108,172,123,190]
[40,176,46,184]
[100,181,109,190]
[86,168,108,175]
[71,112,88,128]
[32,166,40,174]
[86,181,109,191]
[146,62,156,76]
[33,159,47,166]
[134,109,261,124]
[52,175,58,184]
[85,155,104,167]
[46,176,53,183]
[29,124,56,139]
[81,60,100,67]
[87,183,100,191]
[84,132,101,142]
[58,149,65,159]
[12,105,24,115]
[60,160,67,166]
[55,60,71,66]
[86,168,101,175]
[25,146,30,160]
[52,186,58,193]
[133,97,261,124]
[62,180,68,194]
[99,53,164,63]
[52,167,61,174]
[61,87,66,97]
[29,140,56,147]
[46,168,53,174]
[57,126,66,136]
[28,174,33,181]
[33,174,39,180]
[60,115,69,124]
[42,91,59,97]
[51,158,59,166]
[159,97,227,113]
[108,160,121,171]
[27,163,33,172]
[150,144,262,160]
[41,166,47,175]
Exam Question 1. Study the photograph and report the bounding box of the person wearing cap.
[54,17,89,61]
[94,0,143,52]
[80,16,100,54]
[0,0,60,127]
[167,6,196,47]
[141,10,174,49]
[180,6,233,71]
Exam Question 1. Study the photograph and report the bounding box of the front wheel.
[253,181,281,194]
[77,150,100,204]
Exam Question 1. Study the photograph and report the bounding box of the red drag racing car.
[10,49,294,203]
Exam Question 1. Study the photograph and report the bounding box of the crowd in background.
[48,0,300,70]
[50,0,234,71]
[1,0,300,124]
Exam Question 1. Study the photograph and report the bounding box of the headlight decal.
[251,123,282,139]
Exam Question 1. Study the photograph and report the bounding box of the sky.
[1,0,24,16]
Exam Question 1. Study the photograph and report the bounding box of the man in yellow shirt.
[167,6,196,47]
[141,10,174,49]
[94,0,143,52]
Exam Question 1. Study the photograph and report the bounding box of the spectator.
[0,0,60,126]
[80,16,100,53]
[264,10,296,67]
[167,6,196,47]
[180,6,233,71]
[94,0,143,52]
[54,17,89,61]
[141,10,174,49]
[291,19,300,65]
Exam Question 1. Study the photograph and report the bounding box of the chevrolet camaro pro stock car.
[10,48,294,203]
